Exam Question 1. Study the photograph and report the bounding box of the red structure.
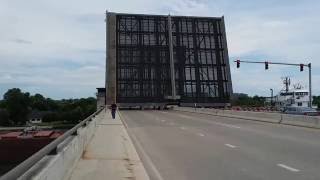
[0,130,62,165]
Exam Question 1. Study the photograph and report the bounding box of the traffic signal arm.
[234,60,309,72]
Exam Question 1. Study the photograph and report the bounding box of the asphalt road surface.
[120,110,320,180]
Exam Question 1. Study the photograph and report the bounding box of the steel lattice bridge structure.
[105,12,233,109]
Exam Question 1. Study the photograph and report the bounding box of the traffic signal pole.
[234,60,312,107]
[308,63,312,108]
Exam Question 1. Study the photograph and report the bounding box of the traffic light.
[236,60,240,68]
[265,61,269,70]
[300,64,304,71]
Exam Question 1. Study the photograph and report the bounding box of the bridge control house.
[105,12,233,108]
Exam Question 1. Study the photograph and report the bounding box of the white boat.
[274,78,310,110]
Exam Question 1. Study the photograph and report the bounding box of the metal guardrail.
[0,108,105,180]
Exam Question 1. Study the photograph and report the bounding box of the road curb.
[118,110,165,180]
[117,110,151,180]
[118,110,128,129]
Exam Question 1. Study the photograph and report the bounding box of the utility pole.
[308,63,312,107]
[235,60,312,107]
[283,77,290,93]
[270,88,273,106]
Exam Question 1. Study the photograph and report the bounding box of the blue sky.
[0,0,319,99]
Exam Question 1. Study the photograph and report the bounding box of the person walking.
[110,103,117,119]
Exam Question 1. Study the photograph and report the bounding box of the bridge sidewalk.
[68,110,149,180]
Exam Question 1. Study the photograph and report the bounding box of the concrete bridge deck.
[68,110,149,180]
[3,107,320,180]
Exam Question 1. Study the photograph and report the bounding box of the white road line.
[161,120,166,122]
[214,122,241,129]
[225,144,237,148]
[197,133,205,137]
[160,111,168,114]
[176,114,241,129]
[277,164,300,172]
[180,126,186,130]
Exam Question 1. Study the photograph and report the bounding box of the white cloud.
[0,0,319,99]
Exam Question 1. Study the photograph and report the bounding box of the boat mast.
[282,77,290,93]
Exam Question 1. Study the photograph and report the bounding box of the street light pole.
[270,88,273,106]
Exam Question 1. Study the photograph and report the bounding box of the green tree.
[3,88,31,125]
[30,93,47,111]
[43,112,60,122]
[0,100,5,109]
[252,95,265,106]
[46,98,59,111]
[0,109,11,126]
[2,88,97,126]
[232,94,265,107]
[313,96,320,108]
[60,106,84,124]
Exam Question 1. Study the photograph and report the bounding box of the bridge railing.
[0,107,105,180]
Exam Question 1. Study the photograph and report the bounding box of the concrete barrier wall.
[19,113,102,180]
[174,107,320,129]
[224,110,281,120]
[281,114,320,128]
[174,107,277,121]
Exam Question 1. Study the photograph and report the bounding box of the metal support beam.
[221,16,233,98]
[105,11,108,106]
[168,15,176,99]
[105,12,117,105]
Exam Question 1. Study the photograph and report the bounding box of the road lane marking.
[175,114,241,129]
[225,144,237,148]
[197,133,205,137]
[159,111,168,114]
[161,120,166,122]
[214,122,241,129]
[180,126,186,130]
[172,113,242,129]
[277,164,300,172]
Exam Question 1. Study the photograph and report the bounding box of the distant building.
[96,88,106,109]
